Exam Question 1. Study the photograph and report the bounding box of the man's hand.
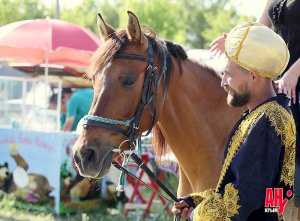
[172,199,194,219]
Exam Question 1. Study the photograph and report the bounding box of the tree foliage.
[0,0,255,48]
[0,0,51,25]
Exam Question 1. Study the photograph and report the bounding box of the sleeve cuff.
[193,183,240,221]
[188,188,215,207]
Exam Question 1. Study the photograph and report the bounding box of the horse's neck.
[158,58,242,192]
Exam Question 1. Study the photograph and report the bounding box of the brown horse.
[72,11,300,220]
[72,11,241,196]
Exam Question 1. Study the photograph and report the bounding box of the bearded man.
[173,22,296,221]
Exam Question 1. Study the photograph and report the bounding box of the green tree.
[201,10,252,48]
[179,0,209,48]
[201,1,255,47]
[60,0,99,33]
[117,0,186,43]
[98,0,120,28]
[0,0,50,25]
[0,0,255,49]
[178,0,254,48]
[60,0,119,34]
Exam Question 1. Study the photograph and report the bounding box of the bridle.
[80,36,169,150]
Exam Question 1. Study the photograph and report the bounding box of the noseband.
[80,37,170,148]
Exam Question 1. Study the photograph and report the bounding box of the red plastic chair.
[122,153,172,218]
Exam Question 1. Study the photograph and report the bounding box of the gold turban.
[225,22,290,79]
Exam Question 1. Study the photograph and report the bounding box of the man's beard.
[225,86,250,107]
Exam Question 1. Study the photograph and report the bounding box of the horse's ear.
[127,11,147,45]
[97,13,115,40]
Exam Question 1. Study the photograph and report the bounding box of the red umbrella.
[0,19,100,71]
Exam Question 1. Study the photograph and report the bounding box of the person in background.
[49,88,73,129]
[63,88,93,131]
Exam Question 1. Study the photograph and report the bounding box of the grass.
[0,164,178,221]
[0,192,174,221]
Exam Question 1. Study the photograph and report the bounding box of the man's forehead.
[224,61,234,74]
[226,60,239,70]
[224,61,251,80]
[226,60,248,73]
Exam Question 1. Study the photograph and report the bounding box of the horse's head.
[73,11,171,178]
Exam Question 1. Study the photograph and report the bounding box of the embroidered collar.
[243,94,290,116]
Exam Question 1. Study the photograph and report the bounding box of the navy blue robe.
[190,95,296,221]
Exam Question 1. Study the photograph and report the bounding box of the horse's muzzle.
[73,145,114,178]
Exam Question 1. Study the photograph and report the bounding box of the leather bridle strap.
[114,52,147,61]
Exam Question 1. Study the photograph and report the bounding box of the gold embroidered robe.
[190,95,296,221]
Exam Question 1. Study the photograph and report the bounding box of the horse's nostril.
[82,148,96,162]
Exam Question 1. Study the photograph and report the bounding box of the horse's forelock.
[86,30,127,79]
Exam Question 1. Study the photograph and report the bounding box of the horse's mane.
[87,29,219,159]
[152,42,223,159]
[152,40,188,159]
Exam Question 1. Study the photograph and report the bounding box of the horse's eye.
[120,75,136,87]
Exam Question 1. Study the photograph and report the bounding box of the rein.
[112,152,192,221]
